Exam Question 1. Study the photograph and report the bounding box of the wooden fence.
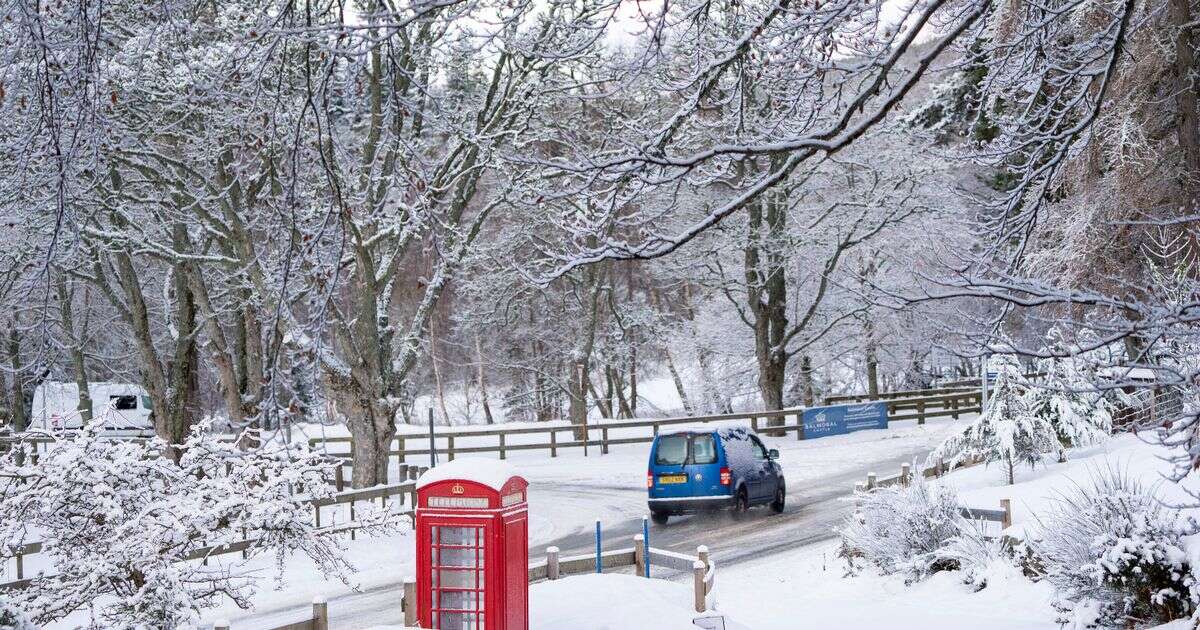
[311,389,984,467]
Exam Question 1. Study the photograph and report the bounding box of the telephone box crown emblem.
[451,483,465,495]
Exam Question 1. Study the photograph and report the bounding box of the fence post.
[550,431,558,458]
[950,396,960,420]
[693,560,706,613]
[634,534,645,577]
[750,417,759,433]
[350,500,357,541]
[312,596,329,630]
[499,433,507,460]
[917,400,926,425]
[547,546,560,580]
[404,577,418,626]
[697,545,709,572]
[335,465,345,492]
[602,427,610,455]
[1000,498,1012,530]
[398,464,410,482]
[796,413,805,440]
[447,435,456,461]
[866,472,876,491]
[15,552,22,580]
[900,463,911,487]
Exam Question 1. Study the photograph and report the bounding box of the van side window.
[655,434,688,465]
[749,436,769,460]
[691,434,718,464]
[110,395,137,411]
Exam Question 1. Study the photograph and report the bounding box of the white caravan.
[30,382,155,436]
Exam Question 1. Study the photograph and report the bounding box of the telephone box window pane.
[437,569,479,589]
[439,547,481,567]
[439,612,480,629]
[438,527,475,546]
[439,590,481,610]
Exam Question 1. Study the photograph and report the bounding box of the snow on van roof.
[658,423,746,436]
[416,457,522,491]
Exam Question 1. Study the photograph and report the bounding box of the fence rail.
[312,389,984,467]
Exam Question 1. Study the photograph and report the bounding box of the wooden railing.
[0,481,419,592]
[311,389,983,465]
[824,385,976,405]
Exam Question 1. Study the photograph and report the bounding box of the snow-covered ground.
[709,433,1197,630]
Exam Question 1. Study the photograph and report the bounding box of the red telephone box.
[416,459,529,630]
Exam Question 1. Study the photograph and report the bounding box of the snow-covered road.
[220,415,971,629]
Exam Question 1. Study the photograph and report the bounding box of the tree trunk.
[474,335,495,424]
[628,349,638,418]
[588,371,612,419]
[6,325,27,432]
[799,355,815,407]
[663,347,693,414]
[55,276,92,423]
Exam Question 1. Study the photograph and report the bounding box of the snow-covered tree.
[0,597,34,630]
[930,355,1059,484]
[0,422,389,627]
[1027,354,1113,462]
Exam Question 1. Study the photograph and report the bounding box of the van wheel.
[770,485,785,513]
[731,488,749,520]
[651,511,669,526]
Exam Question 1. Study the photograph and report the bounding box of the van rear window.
[655,433,718,465]
[691,434,718,464]
[655,434,688,465]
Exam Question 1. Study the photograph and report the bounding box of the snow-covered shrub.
[0,597,34,630]
[0,420,397,628]
[935,521,1014,590]
[839,478,965,582]
[1033,466,1192,628]
[930,355,1059,484]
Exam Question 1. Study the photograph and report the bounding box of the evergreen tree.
[931,355,1059,484]
[1026,355,1112,462]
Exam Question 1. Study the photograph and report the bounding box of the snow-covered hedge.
[838,478,965,582]
[1032,466,1193,628]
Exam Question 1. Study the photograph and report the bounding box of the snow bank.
[416,457,522,491]
[530,574,704,630]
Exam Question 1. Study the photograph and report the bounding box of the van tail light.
[647,471,654,489]
[719,467,731,486]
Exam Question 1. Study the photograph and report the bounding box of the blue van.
[646,426,785,525]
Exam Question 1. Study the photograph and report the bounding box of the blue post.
[642,515,650,578]
[595,520,602,574]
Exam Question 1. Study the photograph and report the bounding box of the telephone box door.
[429,522,489,629]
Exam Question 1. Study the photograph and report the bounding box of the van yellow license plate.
[658,475,687,484]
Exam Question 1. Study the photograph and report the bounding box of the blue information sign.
[802,402,888,439]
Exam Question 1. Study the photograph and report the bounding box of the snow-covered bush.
[1033,466,1192,628]
[0,596,34,630]
[930,355,1059,484]
[1026,356,1112,462]
[0,421,396,628]
[839,478,965,582]
[936,518,1012,588]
